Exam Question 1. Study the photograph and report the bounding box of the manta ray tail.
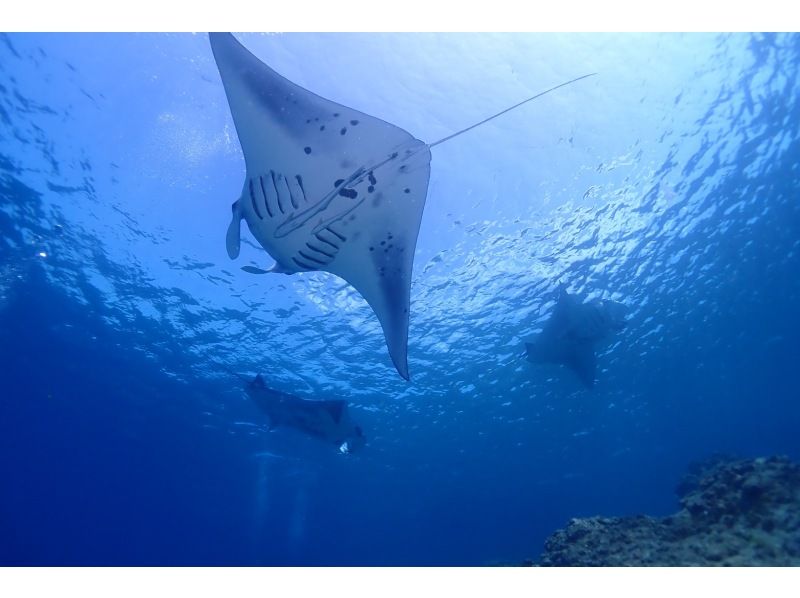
[428,73,597,149]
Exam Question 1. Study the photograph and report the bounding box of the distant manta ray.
[245,373,366,454]
[525,286,627,388]
[210,32,595,379]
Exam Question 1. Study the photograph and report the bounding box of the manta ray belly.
[239,168,348,274]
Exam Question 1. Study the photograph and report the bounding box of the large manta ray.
[525,286,627,388]
[210,32,594,379]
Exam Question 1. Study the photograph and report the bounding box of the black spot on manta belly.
[338,188,358,199]
[350,119,359,126]
[404,188,410,194]
[304,146,312,155]
[340,127,347,135]
[335,179,344,187]
[368,185,375,193]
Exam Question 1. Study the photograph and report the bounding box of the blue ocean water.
[0,32,798,566]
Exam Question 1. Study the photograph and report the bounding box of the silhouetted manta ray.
[246,373,366,454]
[210,32,595,379]
[525,286,627,388]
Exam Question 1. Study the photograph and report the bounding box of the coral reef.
[537,456,800,566]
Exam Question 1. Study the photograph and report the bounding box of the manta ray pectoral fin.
[565,341,597,389]
[328,251,417,381]
[323,400,346,424]
[320,146,431,381]
[226,200,242,259]
[525,341,545,363]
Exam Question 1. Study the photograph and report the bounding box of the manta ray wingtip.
[396,361,410,381]
[208,32,234,45]
[384,333,410,380]
[208,32,228,54]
